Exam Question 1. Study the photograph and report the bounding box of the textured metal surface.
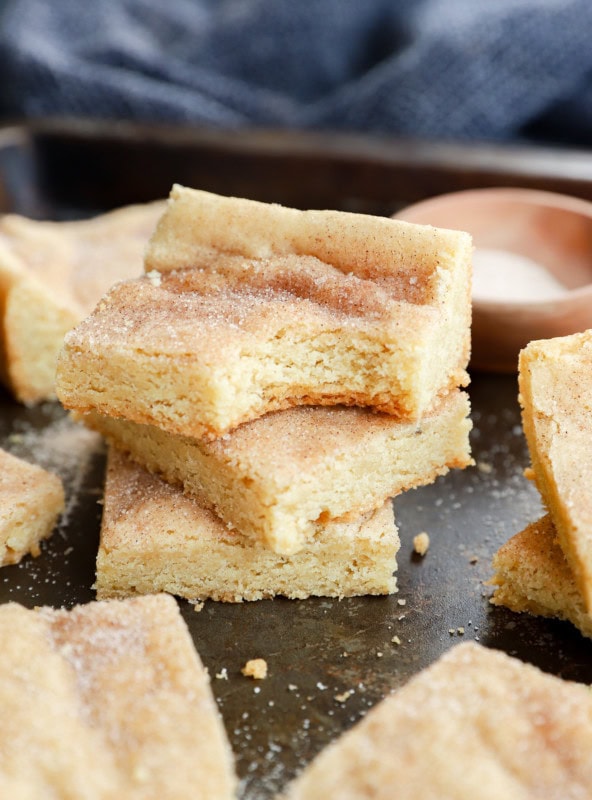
[2,376,592,799]
[0,125,591,799]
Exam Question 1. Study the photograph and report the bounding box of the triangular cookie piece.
[491,514,592,639]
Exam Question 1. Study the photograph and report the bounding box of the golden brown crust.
[491,515,592,639]
[519,331,592,612]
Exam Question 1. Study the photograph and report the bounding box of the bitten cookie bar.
[56,185,472,438]
[0,447,64,565]
[490,515,592,639]
[82,390,471,555]
[0,201,165,403]
[0,595,236,799]
[95,449,399,602]
[282,642,592,800]
[519,330,592,612]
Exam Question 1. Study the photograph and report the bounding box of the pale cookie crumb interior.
[81,389,471,555]
[56,186,471,437]
[95,449,399,601]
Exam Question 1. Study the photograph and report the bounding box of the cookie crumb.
[335,690,354,703]
[215,667,228,680]
[397,598,406,607]
[477,461,493,474]
[242,658,268,680]
[192,601,205,613]
[145,269,162,287]
[391,635,401,645]
[413,531,430,556]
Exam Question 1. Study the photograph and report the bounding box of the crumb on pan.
[241,658,268,680]
[413,531,430,556]
[145,269,162,287]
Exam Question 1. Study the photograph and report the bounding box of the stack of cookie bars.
[55,186,473,603]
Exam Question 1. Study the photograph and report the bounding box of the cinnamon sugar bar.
[283,642,592,799]
[491,514,592,639]
[0,595,236,798]
[0,201,164,403]
[0,447,64,565]
[519,330,592,612]
[82,390,471,555]
[95,448,399,601]
[56,186,472,438]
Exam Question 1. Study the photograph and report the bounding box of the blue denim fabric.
[0,0,591,144]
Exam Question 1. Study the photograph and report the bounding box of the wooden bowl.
[396,188,592,372]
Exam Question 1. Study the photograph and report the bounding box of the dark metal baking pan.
[1,121,591,800]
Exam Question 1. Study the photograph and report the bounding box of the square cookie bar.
[0,201,164,403]
[0,447,64,565]
[0,595,236,799]
[56,186,472,438]
[282,642,592,800]
[490,514,592,639]
[95,449,399,602]
[519,330,592,611]
[82,389,471,555]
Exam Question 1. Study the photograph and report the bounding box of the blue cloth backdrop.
[0,0,591,144]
